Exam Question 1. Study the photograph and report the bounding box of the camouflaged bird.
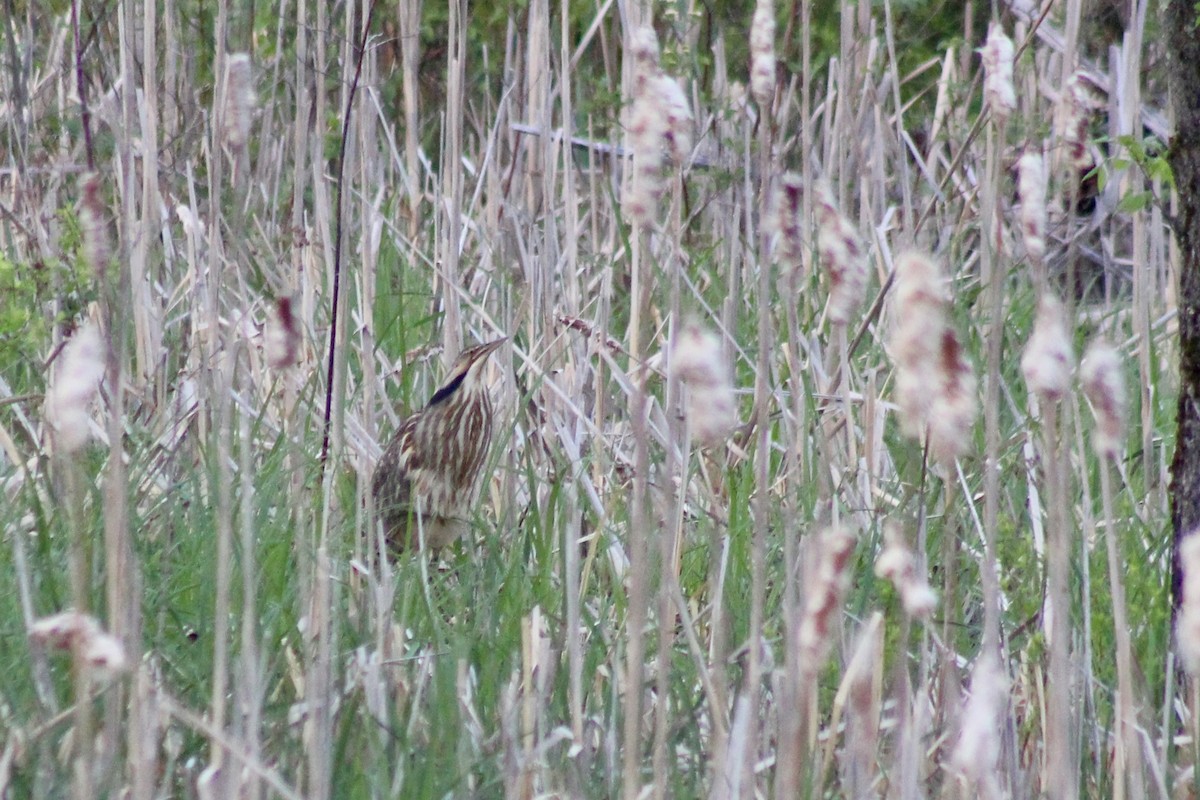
[372,338,505,550]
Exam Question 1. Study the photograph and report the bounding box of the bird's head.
[427,337,506,406]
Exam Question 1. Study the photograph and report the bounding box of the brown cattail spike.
[265,297,301,370]
[78,173,111,277]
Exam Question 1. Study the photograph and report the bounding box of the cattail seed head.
[46,322,106,454]
[1021,292,1074,402]
[265,296,300,370]
[29,610,129,682]
[771,172,805,277]
[892,252,946,438]
[952,655,1008,791]
[1017,150,1047,265]
[980,23,1016,119]
[78,173,110,276]
[750,0,776,109]
[814,183,868,324]
[630,27,660,79]
[798,525,856,674]
[890,251,976,461]
[623,28,692,225]
[671,322,738,445]
[875,522,937,618]
[1080,339,1126,457]
[1058,73,1094,170]
[222,53,256,151]
[1179,531,1200,676]
[656,74,693,165]
[927,327,978,463]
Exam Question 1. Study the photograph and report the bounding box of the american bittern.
[372,338,505,550]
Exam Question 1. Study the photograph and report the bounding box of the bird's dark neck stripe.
[428,372,466,406]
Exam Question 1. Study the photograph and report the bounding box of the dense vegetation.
[0,0,1182,797]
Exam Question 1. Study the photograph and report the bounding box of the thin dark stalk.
[320,0,378,467]
[70,0,96,170]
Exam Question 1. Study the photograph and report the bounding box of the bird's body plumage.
[373,339,504,550]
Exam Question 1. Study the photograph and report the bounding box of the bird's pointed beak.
[477,337,506,358]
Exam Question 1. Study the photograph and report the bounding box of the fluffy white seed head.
[798,526,856,674]
[981,23,1016,119]
[624,94,667,225]
[927,327,978,463]
[875,523,937,617]
[623,28,691,225]
[29,610,129,682]
[891,252,945,435]
[671,323,738,445]
[223,53,256,151]
[771,173,805,277]
[1017,150,1046,265]
[750,0,776,108]
[1021,293,1074,402]
[78,173,110,276]
[1180,531,1200,676]
[814,183,867,324]
[46,323,106,454]
[952,655,1009,791]
[630,27,660,79]
[1058,73,1094,170]
[655,74,693,165]
[890,252,976,461]
[1080,339,1127,457]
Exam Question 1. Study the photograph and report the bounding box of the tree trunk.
[1168,0,1200,612]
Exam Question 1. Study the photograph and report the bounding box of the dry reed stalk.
[745,43,778,795]
[795,526,856,732]
[622,362,652,800]
[236,387,264,800]
[825,613,883,796]
[951,654,1008,798]
[978,87,1007,671]
[46,321,105,795]
[1024,296,1077,798]
[1082,340,1144,798]
[558,0,585,754]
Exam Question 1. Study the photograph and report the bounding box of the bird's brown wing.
[373,415,419,528]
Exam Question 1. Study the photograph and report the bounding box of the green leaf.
[1117,191,1151,213]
